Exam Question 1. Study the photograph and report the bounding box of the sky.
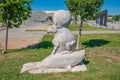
[31,0,120,15]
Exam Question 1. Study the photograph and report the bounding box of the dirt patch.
[101,52,120,61]
[0,24,50,49]
[0,37,42,49]
[32,25,51,30]
[25,25,52,31]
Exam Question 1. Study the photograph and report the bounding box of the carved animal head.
[47,10,72,34]
[53,10,72,28]
[47,25,58,34]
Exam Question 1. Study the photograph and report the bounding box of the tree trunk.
[74,14,78,24]
[3,20,9,54]
[74,15,77,24]
[76,17,83,50]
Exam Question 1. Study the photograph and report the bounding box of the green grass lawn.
[25,24,118,32]
[25,30,47,32]
[69,24,118,31]
[0,34,120,80]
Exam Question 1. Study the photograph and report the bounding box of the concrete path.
[88,20,120,29]
[72,30,120,34]
[0,24,49,49]
[0,23,120,49]
[107,22,120,29]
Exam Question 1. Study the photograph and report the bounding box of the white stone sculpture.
[47,26,76,55]
[20,10,87,74]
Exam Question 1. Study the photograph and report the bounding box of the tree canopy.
[0,0,32,53]
[65,0,104,19]
[65,0,104,49]
[113,15,120,22]
[0,0,32,28]
[65,0,78,24]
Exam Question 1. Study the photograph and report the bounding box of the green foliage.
[0,15,3,22]
[65,0,78,24]
[38,35,54,49]
[0,0,32,28]
[65,0,104,19]
[113,14,120,22]
[65,0,104,49]
[108,15,113,17]
[69,24,117,31]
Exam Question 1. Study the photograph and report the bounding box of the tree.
[65,0,78,24]
[113,15,120,23]
[0,0,32,53]
[65,0,104,49]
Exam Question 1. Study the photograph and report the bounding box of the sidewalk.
[72,30,120,34]
[0,24,49,49]
[0,23,120,49]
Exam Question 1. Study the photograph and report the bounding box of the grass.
[25,24,118,32]
[0,34,120,80]
[25,30,47,32]
[69,24,118,31]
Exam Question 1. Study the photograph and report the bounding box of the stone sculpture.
[96,10,108,26]
[20,10,87,74]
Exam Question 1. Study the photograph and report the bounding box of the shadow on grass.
[27,41,53,49]
[0,41,53,53]
[82,39,110,48]
[83,59,90,65]
[79,59,89,65]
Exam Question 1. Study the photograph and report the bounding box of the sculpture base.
[20,62,87,74]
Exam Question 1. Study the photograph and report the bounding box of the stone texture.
[40,50,86,68]
[23,11,52,25]
[21,63,87,74]
[96,10,108,26]
[47,27,76,54]
[20,10,87,74]
[53,10,72,27]
[20,51,87,74]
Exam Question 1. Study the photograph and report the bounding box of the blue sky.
[31,0,120,15]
